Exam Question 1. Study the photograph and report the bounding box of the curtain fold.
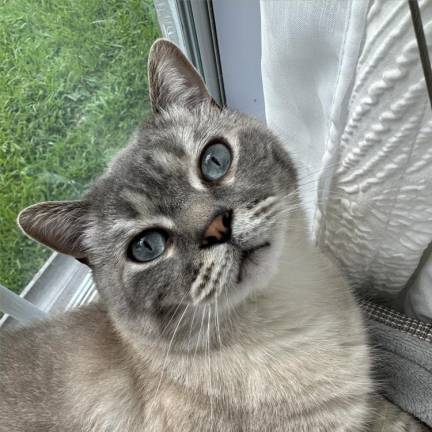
[261,0,432,322]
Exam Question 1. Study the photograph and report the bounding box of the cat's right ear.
[148,38,218,113]
[18,200,89,264]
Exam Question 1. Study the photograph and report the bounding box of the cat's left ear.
[17,200,90,265]
[148,38,219,113]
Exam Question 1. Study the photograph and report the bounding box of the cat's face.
[85,105,296,317]
[18,40,297,338]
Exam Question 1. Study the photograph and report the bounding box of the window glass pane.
[0,0,161,293]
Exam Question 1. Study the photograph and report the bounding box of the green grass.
[0,0,160,293]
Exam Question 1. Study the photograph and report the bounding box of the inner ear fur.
[18,200,88,260]
[148,38,218,113]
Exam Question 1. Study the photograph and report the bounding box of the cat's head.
[18,40,297,340]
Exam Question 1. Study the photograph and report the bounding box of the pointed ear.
[18,201,88,261]
[148,38,217,113]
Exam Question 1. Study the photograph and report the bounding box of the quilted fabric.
[261,0,432,319]
[316,0,432,310]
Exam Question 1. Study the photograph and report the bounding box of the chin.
[222,235,286,309]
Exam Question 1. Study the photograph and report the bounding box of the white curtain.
[261,0,432,321]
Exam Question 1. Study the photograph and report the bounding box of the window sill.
[0,253,97,329]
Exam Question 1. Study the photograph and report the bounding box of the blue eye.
[129,230,167,262]
[200,142,231,181]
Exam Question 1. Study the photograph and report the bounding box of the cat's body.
[0,39,427,431]
[1,213,372,431]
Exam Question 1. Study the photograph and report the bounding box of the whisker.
[206,306,214,426]
[187,306,198,354]
[160,290,190,337]
[215,296,222,349]
[223,279,236,338]
[193,306,206,360]
[148,303,190,420]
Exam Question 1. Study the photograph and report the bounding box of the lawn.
[0,0,160,293]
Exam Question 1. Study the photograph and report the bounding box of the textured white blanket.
[261,0,432,321]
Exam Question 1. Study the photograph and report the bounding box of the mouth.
[237,242,271,283]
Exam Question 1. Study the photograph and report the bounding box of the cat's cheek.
[226,232,286,308]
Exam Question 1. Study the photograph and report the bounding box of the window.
[0,0,227,325]
[0,0,161,322]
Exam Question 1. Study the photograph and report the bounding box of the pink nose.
[201,210,232,248]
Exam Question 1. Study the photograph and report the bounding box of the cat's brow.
[151,147,184,168]
[121,189,155,218]
[108,216,175,238]
[119,189,176,230]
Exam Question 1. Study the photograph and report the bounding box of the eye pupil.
[200,142,231,181]
[211,155,221,166]
[129,230,167,262]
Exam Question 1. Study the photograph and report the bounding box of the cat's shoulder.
[0,303,122,431]
[0,302,116,368]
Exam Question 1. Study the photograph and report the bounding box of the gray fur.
[0,39,427,431]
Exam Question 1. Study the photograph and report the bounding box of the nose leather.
[201,210,232,247]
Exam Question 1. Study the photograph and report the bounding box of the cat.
[0,39,427,432]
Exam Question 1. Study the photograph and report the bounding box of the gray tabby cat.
[0,39,427,432]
